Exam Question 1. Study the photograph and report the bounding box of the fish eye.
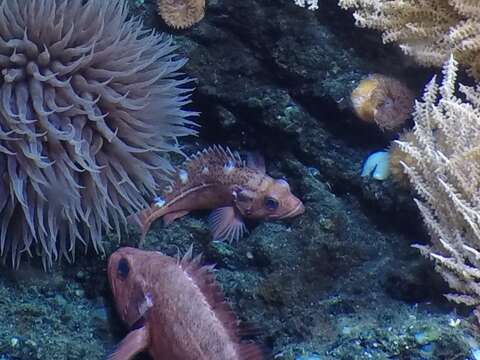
[264,196,279,211]
[117,258,130,280]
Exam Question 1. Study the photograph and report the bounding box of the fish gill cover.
[0,0,197,268]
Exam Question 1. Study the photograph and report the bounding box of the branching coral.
[294,0,319,11]
[338,0,480,78]
[395,57,480,307]
[0,0,196,267]
[388,130,415,186]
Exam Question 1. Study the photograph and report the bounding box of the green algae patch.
[0,267,110,360]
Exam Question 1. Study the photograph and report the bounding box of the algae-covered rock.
[0,266,111,359]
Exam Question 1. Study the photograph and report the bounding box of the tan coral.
[395,56,480,308]
[339,0,480,78]
[157,0,205,29]
[351,74,415,132]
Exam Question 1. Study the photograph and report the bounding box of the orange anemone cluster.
[350,74,415,132]
[157,0,205,29]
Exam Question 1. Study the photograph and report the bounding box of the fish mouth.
[280,201,305,219]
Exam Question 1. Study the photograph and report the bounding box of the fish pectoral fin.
[208,206,247,243]
[163,210,190,226]
[107,325,150,360]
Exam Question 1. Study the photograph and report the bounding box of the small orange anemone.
[351,74,415,132]
[157,0,205,29]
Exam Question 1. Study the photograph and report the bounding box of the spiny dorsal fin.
[183,145,245,171]
[246,151,266,174]
[178,247,253,342]
[160,145,247,195]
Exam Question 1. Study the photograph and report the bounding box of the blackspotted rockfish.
[107,246,263,360]
[128,145,305,243]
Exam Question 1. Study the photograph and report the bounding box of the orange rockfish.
[129,145,305,243]
[107,246,263,360]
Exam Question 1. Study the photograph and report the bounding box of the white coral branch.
[405,58,480,306]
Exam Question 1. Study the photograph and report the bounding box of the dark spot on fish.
[117,258,130,280]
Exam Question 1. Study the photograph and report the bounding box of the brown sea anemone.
[157,0,206,29]
[351,74,415,132]
[0,0,196,267]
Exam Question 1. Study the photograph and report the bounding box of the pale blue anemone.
[361,151,390,180]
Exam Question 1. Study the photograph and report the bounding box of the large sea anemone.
[0,0,196,267]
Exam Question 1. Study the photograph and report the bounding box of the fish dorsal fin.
[185,145,245,169]
[159,145,247,201]
[181,145,246,183]
[178,247,264,359]
[177,247,241,340]
[246,151,266,174]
